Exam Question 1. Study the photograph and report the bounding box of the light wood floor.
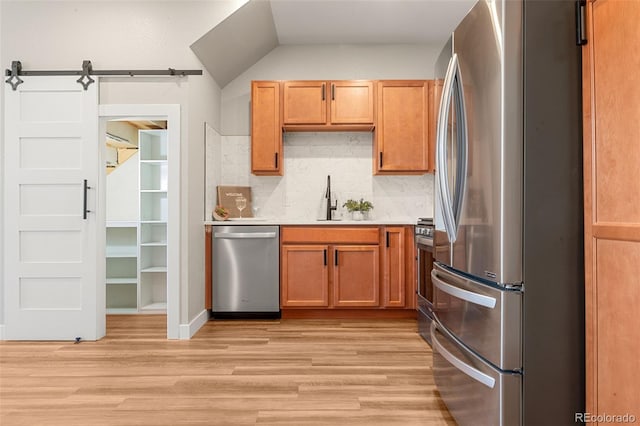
[0,315,455,426]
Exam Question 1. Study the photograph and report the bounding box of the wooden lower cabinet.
[281,244,378,308]
[332,246,379,307]
[279,226,415,314]
[281,245,329,307]
[381,227,405,307]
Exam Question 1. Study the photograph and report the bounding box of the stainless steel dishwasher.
[211,225,280,318]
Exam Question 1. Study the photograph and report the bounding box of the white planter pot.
[351,211,364,221]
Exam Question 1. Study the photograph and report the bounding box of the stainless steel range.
[415,218,434,345]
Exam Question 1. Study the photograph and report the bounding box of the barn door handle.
[83,179,92,219]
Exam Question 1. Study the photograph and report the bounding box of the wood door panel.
[592,0,640,223]
[283,81,326,125]
[332,246,379,307]
[281,226,379,245]
[583,0,640,416]
[281,245,329,307]
[382,227,405,308]
[595,239,640,414]
[376,81,429,173]
[251,81,281,175]
[330,81,374,124]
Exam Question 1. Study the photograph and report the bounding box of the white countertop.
[204,218,416,226]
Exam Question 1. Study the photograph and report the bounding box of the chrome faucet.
[325,175,337,220]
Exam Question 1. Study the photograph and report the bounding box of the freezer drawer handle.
[431,323,496,389]
[432,270,496,309]
[214,232,277,239]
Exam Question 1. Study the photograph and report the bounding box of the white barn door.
[4,77,102,340]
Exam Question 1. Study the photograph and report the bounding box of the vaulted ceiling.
[191,0,475,87]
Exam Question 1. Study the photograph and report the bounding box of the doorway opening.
[98,105,181,339]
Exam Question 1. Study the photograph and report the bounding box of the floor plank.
[0,315,455,425]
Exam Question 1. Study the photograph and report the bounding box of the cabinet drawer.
[281,226,379,244]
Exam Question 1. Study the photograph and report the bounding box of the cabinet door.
[381,227,405,307]
[375,81,429,174]
[583,0,640,414]
[332,245,379,307]
[251,81,282,175]
[281,245,329,307]
[428,80,441,173]
[330,81,374,124]
[283,81,327,125]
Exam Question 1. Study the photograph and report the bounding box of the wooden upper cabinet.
[375,80,430,174]
[428,79,443,174]
[330,81,375,124]
[251,81,282,175]
[283,80,374,130]
[282,81,327,125]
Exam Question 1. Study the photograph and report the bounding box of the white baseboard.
[0,324,5,340]
[179,309,209,340]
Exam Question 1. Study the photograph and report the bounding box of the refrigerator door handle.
[451,63,469,230]
[431,322,496,389]
[436,54,470,243]
[436,54,458,242]
[432,269,497,309]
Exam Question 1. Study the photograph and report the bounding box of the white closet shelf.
[106,221,138,227]
[140,266,167,273]
[140,189,167,193]
[106,278,138,285]
[106,249,137,258]
[140,242,167,247]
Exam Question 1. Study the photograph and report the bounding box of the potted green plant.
[342,198,374,221]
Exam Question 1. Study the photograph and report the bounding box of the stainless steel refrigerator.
[431,0,584,424]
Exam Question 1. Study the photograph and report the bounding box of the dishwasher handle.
[214,232,277,239]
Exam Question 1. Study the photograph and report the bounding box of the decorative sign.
[216,186,253,218]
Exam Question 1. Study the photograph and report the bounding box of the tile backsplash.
[210,132,433,221]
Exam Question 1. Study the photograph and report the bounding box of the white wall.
[0,1,245,330]
[215,44,440,221]
[106,152,139,222]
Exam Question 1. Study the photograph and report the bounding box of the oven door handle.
[431,270,497,309]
